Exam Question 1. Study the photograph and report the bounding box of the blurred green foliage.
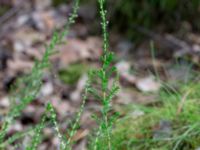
[52,0,90,7]
[52,0,70,7]
[52,0,200,39]
[0,5,10,17]
[58,63,88,85]
[111,0,200,38]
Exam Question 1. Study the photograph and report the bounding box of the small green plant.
[87,0,119,149]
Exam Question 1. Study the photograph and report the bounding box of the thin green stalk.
[25,103,65,150]
[46,103,66,150]
[26,114,47,150]
[99,0,111,149]
[94,127,101,150]
[66,83,89,149]
[0,126,37,148]
[90,0,120,149]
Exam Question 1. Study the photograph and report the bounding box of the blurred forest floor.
[0,0,200,149]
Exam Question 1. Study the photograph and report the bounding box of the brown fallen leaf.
[71,129,89,142]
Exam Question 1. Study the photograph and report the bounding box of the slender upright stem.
[98,0,112,149]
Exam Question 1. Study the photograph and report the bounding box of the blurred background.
[0,0,200,149]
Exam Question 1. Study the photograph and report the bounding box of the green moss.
[58,63,88,85]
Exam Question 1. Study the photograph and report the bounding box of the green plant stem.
[66,84,89,149]
[103,92,112,150]
[46,103,66,150]
[26,114,47,150]
[98,0,115,149]
[94,126,101,150]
